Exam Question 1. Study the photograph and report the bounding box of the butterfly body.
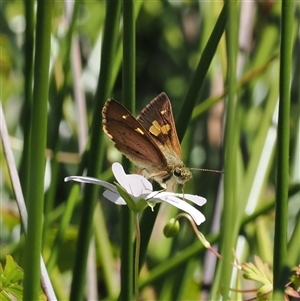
[102,92,192,189]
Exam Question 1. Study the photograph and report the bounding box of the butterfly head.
[162,153,192,186]
[172,166,192,184]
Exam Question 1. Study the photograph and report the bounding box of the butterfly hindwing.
[137,92,182,159]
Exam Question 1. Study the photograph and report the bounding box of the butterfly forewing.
[137,92,182,159]
[102,99,168,174]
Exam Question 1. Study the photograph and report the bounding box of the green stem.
[215,0,238,299]
[134,213,141,301]
[43,0,80,246]
[176,3,227,141]
[93,203,119,298]
[138,204,161,271]
[123,0,136,112]
[273,0,293,299]
[46,185,80,273]
[19,0,34,200]
[23,0,53,300]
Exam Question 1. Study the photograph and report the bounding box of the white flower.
[64,162,206,225]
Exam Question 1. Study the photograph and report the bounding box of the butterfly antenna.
[190,168,224,174]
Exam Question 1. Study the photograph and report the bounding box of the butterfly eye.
[173,168,182,178]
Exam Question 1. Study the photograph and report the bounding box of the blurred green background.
[1,1,299,300]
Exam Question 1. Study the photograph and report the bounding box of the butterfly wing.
[102,99,168,173]
[137,92,182,159]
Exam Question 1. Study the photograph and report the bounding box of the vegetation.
[1,1,299,300]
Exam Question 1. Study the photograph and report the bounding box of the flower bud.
[163,218,180,237]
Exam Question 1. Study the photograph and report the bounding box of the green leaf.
[0,255,47,301]
[0,255,24,300]
[0,255,24,286]
[2,254,24,283]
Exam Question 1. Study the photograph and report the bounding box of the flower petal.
[126,174,153,196]
[103,190,126,205]
[147,191,206,207]
[64,176,117,192]
[173,193,207,206]
[149,192,206,225]
[112,162,153,197]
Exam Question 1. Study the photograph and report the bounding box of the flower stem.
[134,213,141,301]
[175,213,221,259]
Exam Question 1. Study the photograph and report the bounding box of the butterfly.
[102,92,192,190]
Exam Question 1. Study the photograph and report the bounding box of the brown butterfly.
[102,92,192,190]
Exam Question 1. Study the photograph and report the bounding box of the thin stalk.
[43,0,80,245]
[273,1,293,299]
[22,0,53,300]
[134,213,141,301]
[93,203,119,299]
[138,204,161,270]
[46,185,80,273]
[215,0,239,299]
[19,0,34,200]
[286,210,300,267]
[69,1,121,300]
[120,0,136,300]
[122,0,136,112]
[176,3,227,141]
